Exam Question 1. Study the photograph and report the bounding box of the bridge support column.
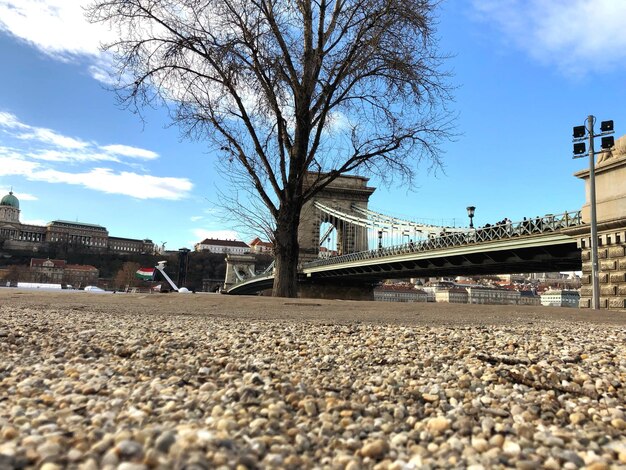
[224,254,257,291]
[297,280,376,301]
[577,225,626,309]
[574,141,626,310]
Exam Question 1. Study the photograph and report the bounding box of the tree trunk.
[272,203,302,297]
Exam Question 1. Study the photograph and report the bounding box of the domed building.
[0,190,27,241]
[0,189,155,254]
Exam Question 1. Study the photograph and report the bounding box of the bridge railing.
[304,210,583,268]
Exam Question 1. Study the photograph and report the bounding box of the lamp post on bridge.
[466,206,476,229]
[572,116,615,310]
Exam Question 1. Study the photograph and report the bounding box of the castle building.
[0,190,154,254]
[194,238,250,254]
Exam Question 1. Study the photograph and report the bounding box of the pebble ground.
[0,290,625,469]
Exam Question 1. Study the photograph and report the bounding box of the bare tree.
[87,0,453,297]
[114,261,141,290]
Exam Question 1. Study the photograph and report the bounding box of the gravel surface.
[0,290,625,469]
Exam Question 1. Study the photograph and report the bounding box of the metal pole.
[587,114,600,310]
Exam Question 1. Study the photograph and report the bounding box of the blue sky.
[1,0,625,250]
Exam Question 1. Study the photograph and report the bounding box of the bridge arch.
[298,174,375,262]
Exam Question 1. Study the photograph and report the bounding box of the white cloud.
[27,149,118,163]
[101,145,159,160]
[190,216,204,222]
[0,154,41,176]
[0,113,192,200]
[0,111,29,129]
[192,229,240,242]
[471,0,626,74]
[17,128,88,150]
[1,112,159,164]
[0,0,110,59]
[30,168,192,200]
[0,1,121,83]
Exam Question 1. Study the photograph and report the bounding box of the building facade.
[435,287,469,304]
[374,284,428,303]
[466,286,521,305]
[0,191,155,254]
[28,258,99,287]
[540,289,580,308]
[194,238,250,254]
[30,258,66,283]
[249,237,273,254]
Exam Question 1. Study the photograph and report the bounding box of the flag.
[135,267,155,281]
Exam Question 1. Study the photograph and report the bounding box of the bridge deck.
[228,211,584,294]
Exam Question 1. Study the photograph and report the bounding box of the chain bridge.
[226,146,626,309]
[227,208,583,296]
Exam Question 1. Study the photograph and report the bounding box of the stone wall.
[574,143,626,310]
[579,228,626,309]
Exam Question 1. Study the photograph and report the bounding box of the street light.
[377,230,383,250]
[572,115,615,310]
[466,206,476,229]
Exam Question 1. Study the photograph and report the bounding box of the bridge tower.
[572,135,626,309]
[298,174,376,262]
[223,254,258,291]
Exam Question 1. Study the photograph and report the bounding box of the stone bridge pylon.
[298,174,376,262]
[570,135,626,309]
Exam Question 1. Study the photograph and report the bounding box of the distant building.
[64,264,99,287]
[194,238,250,254]
[435,287,468,304]
[540,289,580,308]
[249,237,273,254]
[374,284,428,303]
[421,281,455,302]
[466,286,520,305]
[28,258,99,287]
[519,290,541,306]
[30,258,66,283]
[495,274,527,283]
[108,236,155,254]
[0,191,155,254]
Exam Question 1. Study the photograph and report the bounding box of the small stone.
[117,464,148,470]
[302,399,317,417]
[101,448,119,466]
[426,417,450,434]
[585,463,609,470]
[544,457,560,470]
[115,440,144,461]
[611,418,626,430]
[67,449,83,462]
[471,437,488,453]
[361,439,389,459]
[489,434,504,448]
[502,440,521,456]
[40,464,62,470]
[422,393,439,402]
[1,427,18,440]
[216,418,237,432]
[390,434,407,447]
[77,458,99,470]
[155,431,177,454]
[569,412,586,425]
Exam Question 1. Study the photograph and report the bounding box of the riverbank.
[0,291,625,468]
